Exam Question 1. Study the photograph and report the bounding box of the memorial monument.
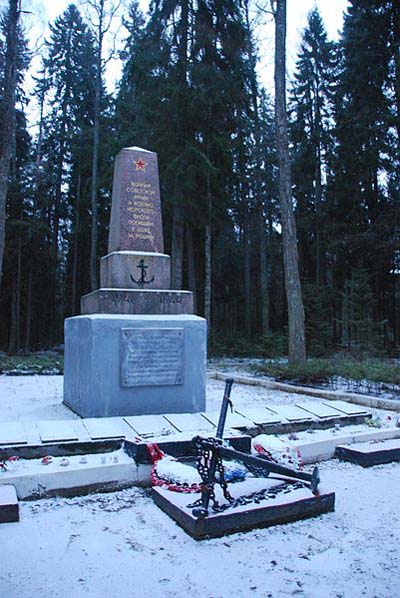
[63,147,207,418]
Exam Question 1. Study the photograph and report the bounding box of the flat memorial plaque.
[83,418,130,440]
[295,402,342,419]
[235,407,281,426]
[266,405,314,423]
[202,410,254,430]
[121,328,184,387]
[0,422,27,446]
[163,413,215,433]
[37,421,79,443]
[124,415,179,437]
[323,400,369,416]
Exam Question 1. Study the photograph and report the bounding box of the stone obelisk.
[63,147,206,418]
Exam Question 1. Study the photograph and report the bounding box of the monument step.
[0,485,19,523]
[81,288,193,315]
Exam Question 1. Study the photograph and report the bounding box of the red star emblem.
[134,158,147,171]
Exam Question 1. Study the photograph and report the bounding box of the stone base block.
[63,314,206,418]
[0,485,19,523]
[81,288,193,315]
[100,251,170,290]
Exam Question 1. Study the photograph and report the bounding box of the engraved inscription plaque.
[121,328,184,387]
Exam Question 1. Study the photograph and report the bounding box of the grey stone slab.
[336,441,400,467]
[81,288,193,316]
[100,251,170,290]
[0,422,27,446]
[202,410,254,430]
[121,327,184,387]
[323,400,369,416]
[295,402,342,419]
[124,415,179,437]
[163,413,215,433]
[234,407,281,426]
[266,405,314,423]
[83,418,130,440]
[108,147,164,253]
[63,314,207,418]
[37,421,79,443]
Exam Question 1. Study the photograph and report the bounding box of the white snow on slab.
[83,418,131,440]
[234,407,281,425]
[37,420,79,443]
[267,404,314,422]
[323,399,369,415]
[342,438,400,453]
[0,484,18,505]
[202,409,254,429]
[124,415,179,437]
[295,401,342,419]
[163,413,215,433]
[0,422,27,445]
[104,251,168,258]
[0,448,140,500]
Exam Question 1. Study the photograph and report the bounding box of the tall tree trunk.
[186,223,197,312]
[9,229,22,352]
[0,0,19,291]
[204,170,212,329]
[170,0,189,291]
[273,0,306,363]
[171,205,184,289]
[71,173,81,314]
[259,210,269,334]
[24,266,32,351]
[244,215,252,338]
[89,2,104,291]
[244,0,269,334]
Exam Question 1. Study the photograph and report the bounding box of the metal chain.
[189,437,307,514]
[189,437,233,512]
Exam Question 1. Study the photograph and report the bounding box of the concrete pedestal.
[81,289,193,315]
[63,314,206,418]
[100,251,171,290]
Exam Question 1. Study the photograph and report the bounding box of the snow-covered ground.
[0,371,399,598]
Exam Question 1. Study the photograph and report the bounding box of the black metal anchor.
[130,259,155,288]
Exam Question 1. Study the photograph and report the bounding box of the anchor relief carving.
[130,259,155,288]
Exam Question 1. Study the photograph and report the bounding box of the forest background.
[0,0,399,363]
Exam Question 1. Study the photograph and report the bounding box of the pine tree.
[33,4,97,345]
[290,7,337,286]
[329,0,395,352]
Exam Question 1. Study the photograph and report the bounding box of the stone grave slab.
[124,415,179,438]
[335,438,400,467]
[163,413,215,433]
[83,418,130,440]
[0,422,27,446]
[202,410,254,431]
[37,421,79,444]
[323,400,369,416]
[234,407,281,426]
[0,485,19,523]
[266,405,314,423]
[152,480,335,540]
[295,402,342,420]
